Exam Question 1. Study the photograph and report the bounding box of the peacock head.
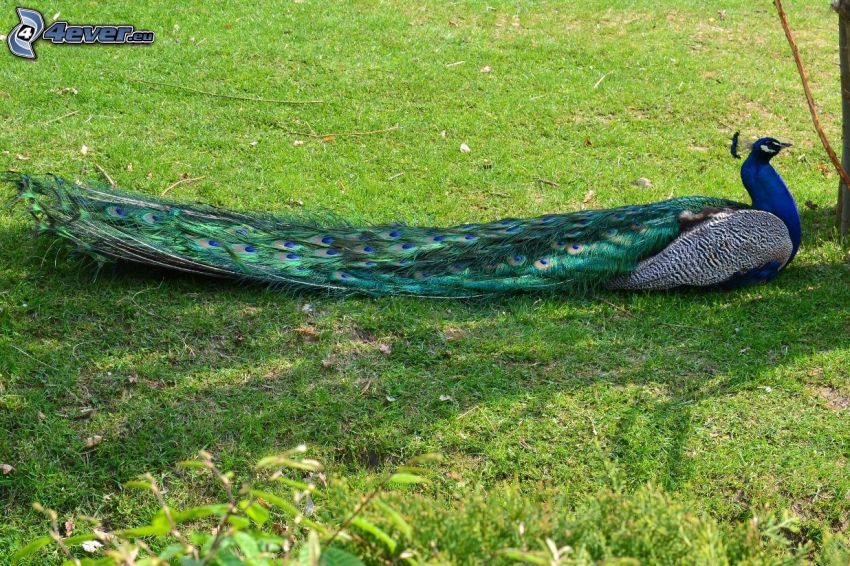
[751,137,792,161]
[731,133,791,162]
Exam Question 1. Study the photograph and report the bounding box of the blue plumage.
[740,137,801,260]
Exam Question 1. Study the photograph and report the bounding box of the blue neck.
[740,153,801,261]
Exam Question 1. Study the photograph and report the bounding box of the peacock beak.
[779,141,793,148]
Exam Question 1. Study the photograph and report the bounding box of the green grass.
[2,0,850,563]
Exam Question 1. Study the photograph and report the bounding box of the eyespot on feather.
[567,243,585,255]
[308,235,335,246]
[315,248,340,257]
[106,205,127,218]
[232,244,257,254]
[195,238,222,249]
[276,252,301,261]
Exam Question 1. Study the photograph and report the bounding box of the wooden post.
[834,0,850,234]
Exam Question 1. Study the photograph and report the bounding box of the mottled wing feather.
[606,210,793,290]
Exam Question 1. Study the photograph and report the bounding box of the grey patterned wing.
[606,210,793,290]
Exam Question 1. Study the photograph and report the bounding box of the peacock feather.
[6,173,745,297]
[5,137,799,297]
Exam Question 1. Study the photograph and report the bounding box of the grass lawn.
[2,0,850,563]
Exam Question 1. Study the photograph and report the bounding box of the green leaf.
[124,479,154,491]
[151,512,170,530]
[350,517,397,553]
[409,453,443,465]
[170,504,230,523]
[188,531,212,548]
[301,517,333,537]
[228,515,251,530]
[251,490,331,536]
[299,530,322,566]
[216,549,247,566]
[158,542,187,559]
[242,500,270,526]
[11,535,52,565]
[374,500,412,539]
[253,532,286,545]
[255,455,291,469]
[320,547,366,566]
[233,531,262,560]
[176,460,207,469]
[255,456,323,472]
[145,504,229,532]
[250,489,299,517]
[394,466,428,476]
[500,549,549,565]
[388,473,426,485]
[63,533,100,545]
[276,477,314,491]
[120,523,171,537]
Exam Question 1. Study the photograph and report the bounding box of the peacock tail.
[7,173,746,297]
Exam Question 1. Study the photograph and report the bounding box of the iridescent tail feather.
[6,173,743,297]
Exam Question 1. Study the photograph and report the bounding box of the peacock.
[6,135,800,297]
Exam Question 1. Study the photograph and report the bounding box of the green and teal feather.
[6,173,745,297]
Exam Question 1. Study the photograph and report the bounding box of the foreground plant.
[499,486,808,566]
[13,446,440,565]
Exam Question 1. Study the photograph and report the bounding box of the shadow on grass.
[1,205,848,524]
